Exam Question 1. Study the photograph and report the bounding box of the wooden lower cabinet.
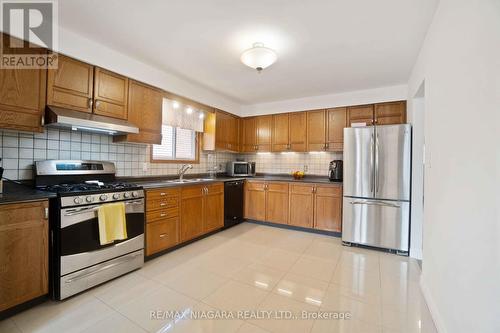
[146,218,179,256]
[146,188,180,255]
[266,183,289,224]
[244,181,267,220]
[180,186,205,242]
[289,184,315,228]
[0,201,48,312]
[314,186,342,232]
[204,184,224,232]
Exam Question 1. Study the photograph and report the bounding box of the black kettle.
[329,160,343,182]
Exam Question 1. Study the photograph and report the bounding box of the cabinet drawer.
[146,217,179,256]
[316,186,342,197]
[146,207,179,223]
[147,197,179,211]
[267,182,289,192]
[0,201,48,228]
[246,181,266,191]
[147,188,180,200]
[206,183,223,194]
[290,184,315,194]
[181,185,204,199]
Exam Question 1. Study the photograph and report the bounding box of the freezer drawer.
[342,198,409,252]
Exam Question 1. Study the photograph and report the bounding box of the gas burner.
[41,182,139,194]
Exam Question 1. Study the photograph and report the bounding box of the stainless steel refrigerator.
[342,124,411,254]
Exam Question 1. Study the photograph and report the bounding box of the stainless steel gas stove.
[34,160,145,300]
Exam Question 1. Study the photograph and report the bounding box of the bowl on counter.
[292,171,305,180]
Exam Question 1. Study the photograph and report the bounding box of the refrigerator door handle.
[349,200,401,209]
[370,133,374,194]
[375,132,380,194]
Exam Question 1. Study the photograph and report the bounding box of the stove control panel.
[61,190,145,208]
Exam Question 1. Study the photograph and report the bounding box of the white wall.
[240,84,408,116]
[407,1,500,332]
[57,28,241,114]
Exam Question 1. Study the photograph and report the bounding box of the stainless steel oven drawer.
[60,249,144,300]
[342,198,410,252]
[61,234,144,275]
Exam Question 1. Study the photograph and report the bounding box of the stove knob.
[85,196,94,203]
[99,194,108,201]
[113,193,120,200]
[123,192,131,199]
[74,197,83,204]
[132,191,139,198]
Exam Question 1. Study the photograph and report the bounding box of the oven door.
[59,199,145,275]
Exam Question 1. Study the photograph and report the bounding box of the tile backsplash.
[0,129,341,180]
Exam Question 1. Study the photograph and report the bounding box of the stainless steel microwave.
[226,161,256,177]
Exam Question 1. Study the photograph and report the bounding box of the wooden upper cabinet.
[272,113,289,152]
[226,114,239,151]
[289,184,315,228]
[347,104,374,127]
[241,117,257,152]
[115,80,162,144]
[203,110,239,152]
[93,67,129,119]
[306,110,327,151]
[289,111,307,152]
[0,34,46,132]
[0,201,48,311]
[326,107,347,151]
[47,54,93,113]
[256,115,272,152]
[374,101,406,125]
[314,186,342,232]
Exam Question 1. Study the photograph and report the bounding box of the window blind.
[152,125,196,161]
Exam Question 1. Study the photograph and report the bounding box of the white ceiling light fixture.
[240,42,277,73]
[198,112,205,119]
[185,106,193,114]
[172,101,180,109]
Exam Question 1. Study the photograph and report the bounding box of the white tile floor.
[0,223,437,333]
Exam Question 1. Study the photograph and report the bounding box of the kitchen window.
[151,125,199,162]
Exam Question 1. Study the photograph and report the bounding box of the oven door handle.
[64,252,143,284]
[63,200,144,216]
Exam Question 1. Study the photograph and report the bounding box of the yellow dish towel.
[97,202,128,245]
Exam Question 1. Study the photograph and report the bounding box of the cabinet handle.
[95,100,101,108]
[88,98,93,109]
[159,233,167,238]
[44,207,49,219]
[160,202,166,206]
[160,213,166,217]
[160,192,166,196]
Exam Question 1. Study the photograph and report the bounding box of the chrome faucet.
[178,164,193,181]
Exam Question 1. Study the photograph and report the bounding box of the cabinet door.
[180,186,205,242]
[227,114,239,151]
[256,115,272,152]
[266,182,289,224]
[204,184,224,232]
[374,101,406,125]
[244,181,266,220]
[314,186,342,232]
[0,201,48,311]
[347,105,374,127]
[306,110,326,151]
[0,35,46,133]
[146,217,179,256]
[289,184,315,228]
[289,112,307,152]
[215,110,228,150]
[93,67,129,119]
[241,117,257,152]
[326,107,346,151]
[47,54,93,113]
[272,113,289,152]
[115,80,162,144]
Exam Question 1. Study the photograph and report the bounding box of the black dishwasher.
[224,180,244,228]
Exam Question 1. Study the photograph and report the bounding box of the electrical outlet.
[142,162,148,172]
[304,164,308,172]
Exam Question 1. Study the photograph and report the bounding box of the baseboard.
[410,247,423,259]
[419,275,447,333]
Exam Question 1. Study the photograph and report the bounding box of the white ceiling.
[59,0,437,105]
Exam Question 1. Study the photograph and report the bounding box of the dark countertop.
[0,180,56,205]
[120,174,342,190]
